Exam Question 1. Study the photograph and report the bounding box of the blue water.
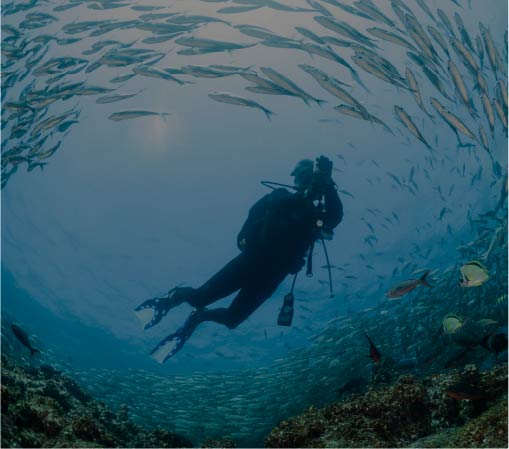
[2,0,507,446]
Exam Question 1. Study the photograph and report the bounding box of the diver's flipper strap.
[134,287,179,330]
[150,327,188,363]
[150,311,200,363]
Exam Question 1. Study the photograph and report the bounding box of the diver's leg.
[182,253,254,308]
[135,253,251,329]
[196,269,288,329]
[150,268,288,363]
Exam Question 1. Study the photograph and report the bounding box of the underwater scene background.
[1,0,507,447]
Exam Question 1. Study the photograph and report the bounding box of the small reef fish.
[445,383,487,401]
[442,314,463,334]
[11,323,40,357]
[458,261,489,287]
[386,270,431,298]
[365,333,381,363]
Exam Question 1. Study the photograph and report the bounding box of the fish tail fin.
[161,112,172,123]
[264,109,275,121]
[316,98,327,109]
[420,270,432,287]
[352,70,370,93]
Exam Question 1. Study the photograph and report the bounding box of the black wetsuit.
[180,184,343,329]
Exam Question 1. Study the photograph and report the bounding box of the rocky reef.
[265,364,508,448]
[0,355,193,448]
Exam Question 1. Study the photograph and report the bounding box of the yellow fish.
[458,261,489,287]
[443,314,463,334]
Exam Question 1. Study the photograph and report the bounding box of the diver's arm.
[323,182,343,229]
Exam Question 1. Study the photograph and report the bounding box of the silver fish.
[180,65,238,78]
[62,20,107,35]
[453,12,474,52]
[351,53,407,89]
[217,5,262,13]
[166,15,228,25]
[245,86,291,96]
[366,27,416,51]
[334,104,393,134]
[320,0,373,20]
[480,23,506,77]
[352,45,403,80]
[419,64,453,101]
[260,67,324,106]
[136,22,193,35]
[405,67,433,119]
[448,60,476,116]
[175,37,255,52]
[241,73,295,99]
[498,80,508,112]
[31,109,79,136]
[142,34,182,44]
[353,0,395,28]
[450,37,478,76]
[404,14,440,63]
[299,64,367,117]
[475,35,484,67]
[208,91,274,120]
[427,25,450,57]
[299,43,365,89]
[108,110,171,121]
[478,124,490,152]
[306,0,333,17]
[132,66,186,84]
[96,90,143,104]
[414,0,435,22]
[481,95,496,137]
[235,24,280,40]
[475,71,489,96]
[437,9,456,37]
[74,85,115,96]
[430,97,479,144]
[260,37,303,50]
[493,98,508,132]
[394,105,432,150]
[110,73,137,83]
[391,2,408,27]
[314,16,377,48]
[295,27,325,44]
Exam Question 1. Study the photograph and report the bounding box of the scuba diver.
[135,156,343,363]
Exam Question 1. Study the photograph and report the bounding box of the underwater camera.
[277,293,295,327]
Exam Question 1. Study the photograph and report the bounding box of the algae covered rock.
[1,355,193,448]
[265,365,508,448]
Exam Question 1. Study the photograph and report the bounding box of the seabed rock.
[0,355,193,448]
[265,364,508,448]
